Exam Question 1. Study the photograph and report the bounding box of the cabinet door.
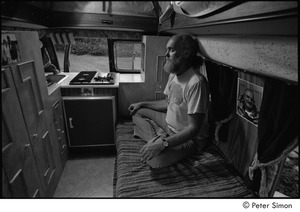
[10,61,56,196]
[2,67,42,197]
[63,96,116,147]
[53,100,67,154]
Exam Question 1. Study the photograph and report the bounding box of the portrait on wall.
[236,78,263,126]
[1,32,22,66]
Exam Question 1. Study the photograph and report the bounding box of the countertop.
[46,72,120,96]
[46,72,144,96]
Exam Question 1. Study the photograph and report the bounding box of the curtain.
[247,78,298,196]
[205,60,238,142]
[257,78,298,162]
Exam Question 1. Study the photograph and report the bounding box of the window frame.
[107,38,142,74]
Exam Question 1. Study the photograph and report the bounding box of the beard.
[245,102,254,111]
[163,58,182,74]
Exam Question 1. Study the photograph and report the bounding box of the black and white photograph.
[1,32,21,66]
[1,1,298,210]
[236,78,263,126]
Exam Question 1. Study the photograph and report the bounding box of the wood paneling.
[9,169,28,197]
[13,31,49,103]
[2,167,13,197]
[11,60,58,192]
[48,11,158,32]
[37,132,55,181]
[1,2,50,26]
[53,100,67,154]
[2,31,67,197]
[12,61,44,137]
[1,2,158,32]
[45,88,68,171]
[2,67,43,198]
[163,16,297,37]
[8,32,58,197]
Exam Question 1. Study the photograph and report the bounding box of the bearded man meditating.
[128,34,210,168]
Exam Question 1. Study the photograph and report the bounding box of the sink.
[46,74,67,86]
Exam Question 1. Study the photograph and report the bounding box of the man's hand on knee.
[128,102,142,115]
[140,137,166,163]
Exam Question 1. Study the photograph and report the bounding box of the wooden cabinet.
[62,96,116,147]
[52,100,68,154]
[10,62,57,196]
[46,87,68,165]
[44,87,68,194]
[2,66,43,197]
[1,31,66,197]
[61,87,117,148]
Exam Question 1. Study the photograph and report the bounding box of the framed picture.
[236,78,263,126]
[1,32,22,66]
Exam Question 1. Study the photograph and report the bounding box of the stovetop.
[69,71,115,85]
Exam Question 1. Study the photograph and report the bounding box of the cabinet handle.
[69,118,74,128]
[25,144,31,148]
[32,134,38,139]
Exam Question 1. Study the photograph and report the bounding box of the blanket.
[113,121,255,197]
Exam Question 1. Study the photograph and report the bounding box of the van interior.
[1,1,298,200]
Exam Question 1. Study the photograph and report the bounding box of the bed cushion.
[113,121,255,197]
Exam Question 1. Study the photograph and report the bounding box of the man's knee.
[147,147,194,168]
[135,108,152,118]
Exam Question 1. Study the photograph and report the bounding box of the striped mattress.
[113,121,255,197]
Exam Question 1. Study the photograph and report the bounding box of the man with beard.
[128,34,210,168]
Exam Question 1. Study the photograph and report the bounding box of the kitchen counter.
[46,72,120,95]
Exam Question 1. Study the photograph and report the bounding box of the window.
[54,37,109,73]
[114,41,142,73]
[108,39,143,73]
[50,31,143,74]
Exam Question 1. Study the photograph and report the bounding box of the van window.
[114,41,142,73]
[108,39,142,73]
[54,37,109,73]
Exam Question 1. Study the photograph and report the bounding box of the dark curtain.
[205,60,238,140]
[245,78,298,193]
[257,78,298,162]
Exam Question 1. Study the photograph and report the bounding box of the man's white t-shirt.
[164,67,210,140]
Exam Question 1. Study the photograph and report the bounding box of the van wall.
[196,34,297,177]
[196,35,297,83]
